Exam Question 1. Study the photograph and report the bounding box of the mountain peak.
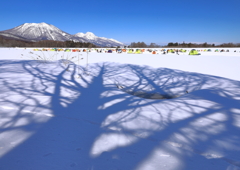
[1,23,124,47]
[85,32,95,36]
[23,22,50,26]
[19,22,54,32]
[39,22,50,26]
[75,32,85,37]
[2,22,70,41]
[75,32,96,40]
[85,32,96,40]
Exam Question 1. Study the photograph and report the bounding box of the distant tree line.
[1,35,240,48]
[129,41,240,48]
[0,36,97,48]
[129,42,161,48]
[167,42,240,48]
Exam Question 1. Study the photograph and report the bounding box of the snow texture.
[0,48,240,170]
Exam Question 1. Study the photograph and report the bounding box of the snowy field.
[0,48,240,170]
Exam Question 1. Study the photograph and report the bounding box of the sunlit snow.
[0,48,240,170]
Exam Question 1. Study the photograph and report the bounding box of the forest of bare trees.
[167,42,240,47]
[129,41,240,48]
[129,42,161,48]
[1,35,240,48]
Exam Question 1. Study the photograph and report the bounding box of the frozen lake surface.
[0,48,240,170]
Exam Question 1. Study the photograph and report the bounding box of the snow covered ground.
[0,48,240,170]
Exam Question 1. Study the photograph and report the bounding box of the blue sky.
[1,0,240,45]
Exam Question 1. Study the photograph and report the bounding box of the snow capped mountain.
[74,32,124,47]
[0,23,124,47]
[1,22,73,42]
[75,32,85,37]
[0,32,30,41]
[85,32,97,40]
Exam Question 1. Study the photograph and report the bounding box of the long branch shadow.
[0,60,240,170]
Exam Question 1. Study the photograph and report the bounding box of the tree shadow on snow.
[0,60,240,170]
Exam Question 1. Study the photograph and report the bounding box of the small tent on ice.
[50,48,56,51]
[72,49,80,52]
[117,49,122,53]
[65,49,71,52]
[180,49,186,52]
[135,49,142,54]
[128,49,134,54]
[189,49,200,55]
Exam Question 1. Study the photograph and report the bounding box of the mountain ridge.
[0,23,124,47]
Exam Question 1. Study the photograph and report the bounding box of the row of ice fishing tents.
[33,48,93,52]
[188,49,230,52]
[188,49,233,55]
[33,48,118,52]
[32,48,200,55]
[126,49,189,54]
[33,48,83,52]
[32,48,236,55]
[124,48,235,54]
[125,49,200,55]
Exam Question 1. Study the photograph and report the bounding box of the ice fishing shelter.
[117,49,122,53]
[148,49,152,53]
[180,49,187,52]
[128,49,134,54]
[135,49,142,54]
[189,49,200,55]
[72,49,80,52]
